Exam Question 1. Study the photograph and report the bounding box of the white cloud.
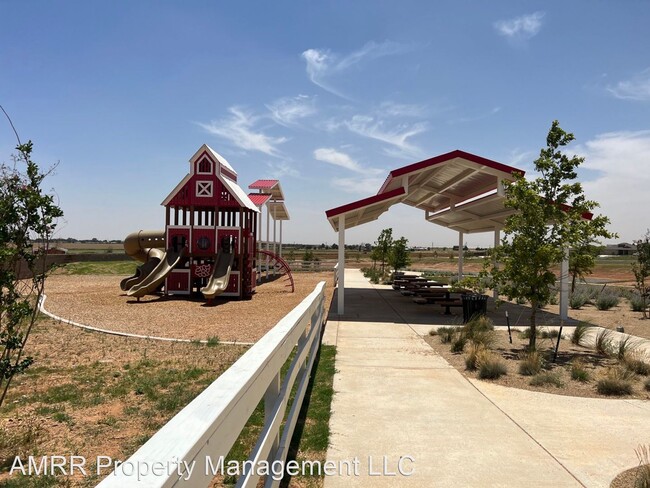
[198,107,287,157]
[345,115,427,158]
[378,101,426,117]
[494,12,545,40]
[332,176,386,195]
[264,160,300,179]
[266,95,316,126]
[302,41,413,98]
[313,147,384,175]
[576,130,650,241]
[607,69,650,101]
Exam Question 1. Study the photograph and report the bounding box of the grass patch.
[617,335,638,361]
[570,292,588,310]
[477,351,507,379]
[594,328,613,356]
[530,372,563,388]
[518,350,543,376]
[645,378,650,392]
[571,322,590,346]
[570,360,590,382]
[61,260,136,275]
[634,444,650,488]
[437,327,457,344]
[451,335,467,353]
[624,356,650,376]
[596,293,620,311]
[597,368,634,396]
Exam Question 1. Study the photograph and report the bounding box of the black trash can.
[462,294,488,323]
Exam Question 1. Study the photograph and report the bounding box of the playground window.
[197,158,212,174]
[196,181,213,198]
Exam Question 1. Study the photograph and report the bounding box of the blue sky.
[2,1,649,247]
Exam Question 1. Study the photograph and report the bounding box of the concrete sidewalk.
[322,269,650,488]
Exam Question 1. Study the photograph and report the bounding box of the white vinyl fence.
[97,281,327,488]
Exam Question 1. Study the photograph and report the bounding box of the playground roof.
[249,179,285,201]
[247,193,272,207]
[268,201,290,220]
[325,150,524,234]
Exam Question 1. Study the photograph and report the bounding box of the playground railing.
[96,281,327,488]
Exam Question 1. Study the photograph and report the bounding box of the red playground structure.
[120,144,291,301]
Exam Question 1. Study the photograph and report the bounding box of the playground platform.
[322,268,650,487]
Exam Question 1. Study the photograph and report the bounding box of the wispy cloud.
[198,107,286,157]
[302,41,413,98]
[332,176,387,195]
[266,95,316,126]
[264,160,301,179]
[576,130,650,241]
[377,101,426,117]
[507,148,535,168]
[313,147,383,175]
[494,12,545,40]
[607,69,650,101]
[345,115,427,157]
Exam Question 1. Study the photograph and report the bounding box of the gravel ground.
[43,272,335,343]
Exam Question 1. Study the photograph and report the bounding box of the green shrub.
[570,360,590,382]
[594,328,613,356]
[437,327,456,344]
[645,378,650,392]
[470,329,497,349]
[630,293,646,313]
[463,316,494,336]
[570,292,588,310]
[540,329,560,339]
[428,328,438,336]
[596,293,620,310]
[451,335,467,353]
[571,323,590,346]
[634,444,650,488]
[597,368,634,396]
[519,328,540,340]
[530,372,563,388]
[477,351,507,379]
[518,350,543,376]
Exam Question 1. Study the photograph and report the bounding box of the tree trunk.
[529,301,537,350]
[571,273,577,294]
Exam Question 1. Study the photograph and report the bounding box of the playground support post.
[337,214,345,315]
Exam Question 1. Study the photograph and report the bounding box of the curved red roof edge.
[249,179,279,189]
[325,187,406,219]
[378,149,525,194]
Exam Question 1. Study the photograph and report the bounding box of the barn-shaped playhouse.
[121,145,292,301]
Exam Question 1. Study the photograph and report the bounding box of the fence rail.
[97,281,327,488]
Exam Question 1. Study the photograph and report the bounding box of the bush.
[465,343,484,371]
[469,329,497,349]
[570,292,588,310]
[530,372,563,388]
[634,445,650,488]
[518,350,543,376]
[519,328,540,340]
[540,329,560,339]
[477,351,507,379]
[596,293,620,310]
[630,293,647,312]
[616,335,637,361]
[428,328,438,336]
[451,335,467,353]
[464,316,494,336]
[570,360,590,382]
[594,328,613,356]
[597,368,634,396]
[571,323,590,346]
[645,378,650,392]
[437,327,457,344]
[624,356,650,376]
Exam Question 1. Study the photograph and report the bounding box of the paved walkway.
[322,269,650,488]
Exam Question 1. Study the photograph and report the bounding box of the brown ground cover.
[43,272,335,343]
[425,327,650,401]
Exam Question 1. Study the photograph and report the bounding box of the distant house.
[603,242,635,256]
[36,246,68,255]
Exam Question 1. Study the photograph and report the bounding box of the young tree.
[0,139,63,407]
[373,228,393,275]
[569,238,601,293]
[389,237,411,271]
[489,121,615,349]
[632,231,650,319]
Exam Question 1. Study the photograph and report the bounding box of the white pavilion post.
[272,207,277,276]
[559,247,569,321]
[337,214,345,315]
[266,203,270,279]
[279,220,283,258]
[256,211,261,283]
[458,231,464,281]
[493,229,500,299]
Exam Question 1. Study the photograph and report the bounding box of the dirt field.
[43,272,335,343]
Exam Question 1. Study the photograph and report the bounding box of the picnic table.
[411,286,470,314]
